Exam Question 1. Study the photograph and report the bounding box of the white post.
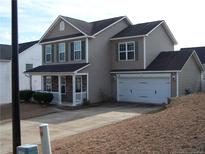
[39,124,52,154]
[41,75,44,91]
[72,74,76,106]
[58,75,61,104]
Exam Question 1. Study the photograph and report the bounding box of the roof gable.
[39,15,129,43]
[112,20,163,38]
[111,20,177,44]
[181,46,205,64]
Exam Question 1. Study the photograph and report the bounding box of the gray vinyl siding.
[178,56,201,95]
[111,37,144,69]
[80,19,129,103]
[171,72,177,97]
[146,25,174,67]
[42,38,86,65]
[44,19,80,40]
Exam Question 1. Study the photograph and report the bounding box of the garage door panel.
[118,77,170,104]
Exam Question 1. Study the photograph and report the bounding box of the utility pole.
[11,0,21,153]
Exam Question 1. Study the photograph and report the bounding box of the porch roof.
[26,63,89,74]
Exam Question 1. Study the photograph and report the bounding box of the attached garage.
[117,74,171,104]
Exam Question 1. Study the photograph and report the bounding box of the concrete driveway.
[0,104,161,154]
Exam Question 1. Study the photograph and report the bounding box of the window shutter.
[56,44,59,62]
[135,41,138,60]
[52,44,54,62]
[42,46,45,64]
[116,43,119,61]
[71,42,74,60]
[66,42,69,61]
[81,40,86,60]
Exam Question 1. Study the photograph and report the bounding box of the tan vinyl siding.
[178,56,201,95]
[146,25,174,67]
[80,19,129,103]
[44,19,81,40]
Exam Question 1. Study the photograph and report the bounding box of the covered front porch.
[42,74,88,106]
[25,63,90,106]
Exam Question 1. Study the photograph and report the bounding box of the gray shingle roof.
[62,16,125,36]
[19,40,39,53]
[112,20,163,38]
[26,63,89,73]
[181,46,205,64]
[0,40,38,60]
[111,50,194,72]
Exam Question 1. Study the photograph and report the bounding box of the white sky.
[1,0,205,49]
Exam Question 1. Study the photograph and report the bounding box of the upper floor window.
[74,41,82,60]
[58,43,65,62]
[25,64,33,71]
[118,41,135,61]
[45,44,52,63]
[59,21,65,31]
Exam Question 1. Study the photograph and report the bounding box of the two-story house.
[27,15,203,106]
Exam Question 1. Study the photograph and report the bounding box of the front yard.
[0,103,60,122]
[50,93,205,154]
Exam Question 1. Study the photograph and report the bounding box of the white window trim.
[74,40,82,61]
[118,41,135,61]
[58,42,66,62]
[59,21,65,31]
[45,44,52,63]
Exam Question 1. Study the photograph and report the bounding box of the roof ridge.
[89,16,125,23]
[131,20,164,26]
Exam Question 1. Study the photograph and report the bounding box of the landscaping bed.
[49,93,205,154]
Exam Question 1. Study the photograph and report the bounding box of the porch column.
[58,75,61,104]
[41,76,44,91]
[72,74,76,105]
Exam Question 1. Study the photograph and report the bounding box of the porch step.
[56,104,83,110]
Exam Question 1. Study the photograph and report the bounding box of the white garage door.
[117,77,170,104]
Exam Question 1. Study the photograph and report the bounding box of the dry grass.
[0,103,60,122]
[50,93,205,154]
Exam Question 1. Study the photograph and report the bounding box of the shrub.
[185,88,192,95]
[33,92,53,105]
[19,90,33,102]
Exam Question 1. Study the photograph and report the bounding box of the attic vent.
[59,21,65,31]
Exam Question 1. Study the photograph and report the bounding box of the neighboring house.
[26,15,203,106]
[181,46,205,91]
[0,41,41,104]
[0,45,12,104]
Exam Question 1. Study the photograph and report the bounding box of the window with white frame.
[45,44,52,63]
[58,43,65,62]
[45,76,52,91]
[118,42,135,61]
[74,41,81,60]
[59,21,65,31]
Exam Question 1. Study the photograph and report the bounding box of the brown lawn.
[0,103,60,122]
[50,93,205,154]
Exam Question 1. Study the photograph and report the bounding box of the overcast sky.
[1,0,205,49]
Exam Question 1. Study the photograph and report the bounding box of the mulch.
[49,93,205,154]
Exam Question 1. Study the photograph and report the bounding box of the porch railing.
[36,90,60,104]
[75,92,87,105]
